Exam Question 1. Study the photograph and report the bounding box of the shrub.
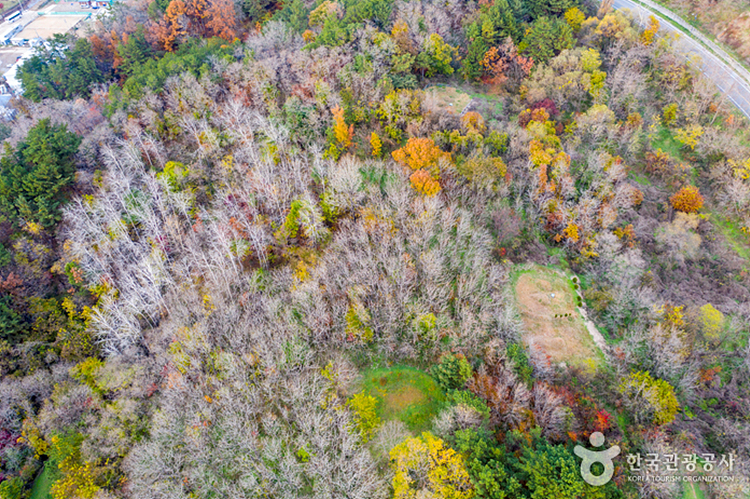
[345,302,374,342]
[348,391,381,442]
[670,186,704,213]
[698,303,724,341]
[445,390,491,420]
[48,432,99,499]
[0,476,24,499]
[506,343,534,385]
[431,353,473,392]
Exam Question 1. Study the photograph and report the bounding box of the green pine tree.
[0,119,82,228]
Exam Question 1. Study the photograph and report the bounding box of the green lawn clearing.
[29,462,54,499]
[356,366,445,432]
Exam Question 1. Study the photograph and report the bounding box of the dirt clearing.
[424,85,472,115]
[514,265,602,368]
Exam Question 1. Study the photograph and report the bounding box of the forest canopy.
[1,1,750,499]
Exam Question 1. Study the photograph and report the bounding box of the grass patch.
[29,462,54,499]
[424,85,472,115]
[651,126,684,161]
[356,366,445,432]
[631,173,653,186]
[682,480,707,499]
[511,264,603,369]
[710,213,750,263]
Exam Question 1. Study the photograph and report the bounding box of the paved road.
[612,0,750,120]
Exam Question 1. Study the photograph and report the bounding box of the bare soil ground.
[514,265,601,368]
[0,46,28,75]
[16,14,85,39]
[386,386,425,412]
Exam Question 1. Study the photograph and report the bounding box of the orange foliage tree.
[152,0,188,51]
[480,38,533,86]
[670,185,704,213]
[409,169,441,196]
[480,46,509,85]
[205,0,239,40]
[152,0,238,51]
[391,137,450,176]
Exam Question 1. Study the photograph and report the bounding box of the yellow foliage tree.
[348,391,380,442]
[675,125,704,150]
[460,111,486,134]
[390,432,474,499]
[563,222,580,243]
[332,105,353,149]
[309,0,340,27]
[392,137,450,176]
[564,7,586,32]
[458,155,507,186]
[325,105,354,160]
[370,132,382,158]
[662,103,678,125]
[619,371,679,425]
[640,15,660,46]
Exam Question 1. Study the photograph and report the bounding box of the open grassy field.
[512,264,603,368]
[424,85,472,115]
[355,366,444,432]
[29,462,53,499]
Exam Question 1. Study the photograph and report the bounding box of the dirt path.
[577,304,609,356]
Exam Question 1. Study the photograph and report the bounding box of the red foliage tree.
[531,98,559,117]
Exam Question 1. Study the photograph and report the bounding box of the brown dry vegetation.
[424,85,472,115]
[664,0,750,64]
[514,265,600,368]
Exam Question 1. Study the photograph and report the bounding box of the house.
[77,0,112,7]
